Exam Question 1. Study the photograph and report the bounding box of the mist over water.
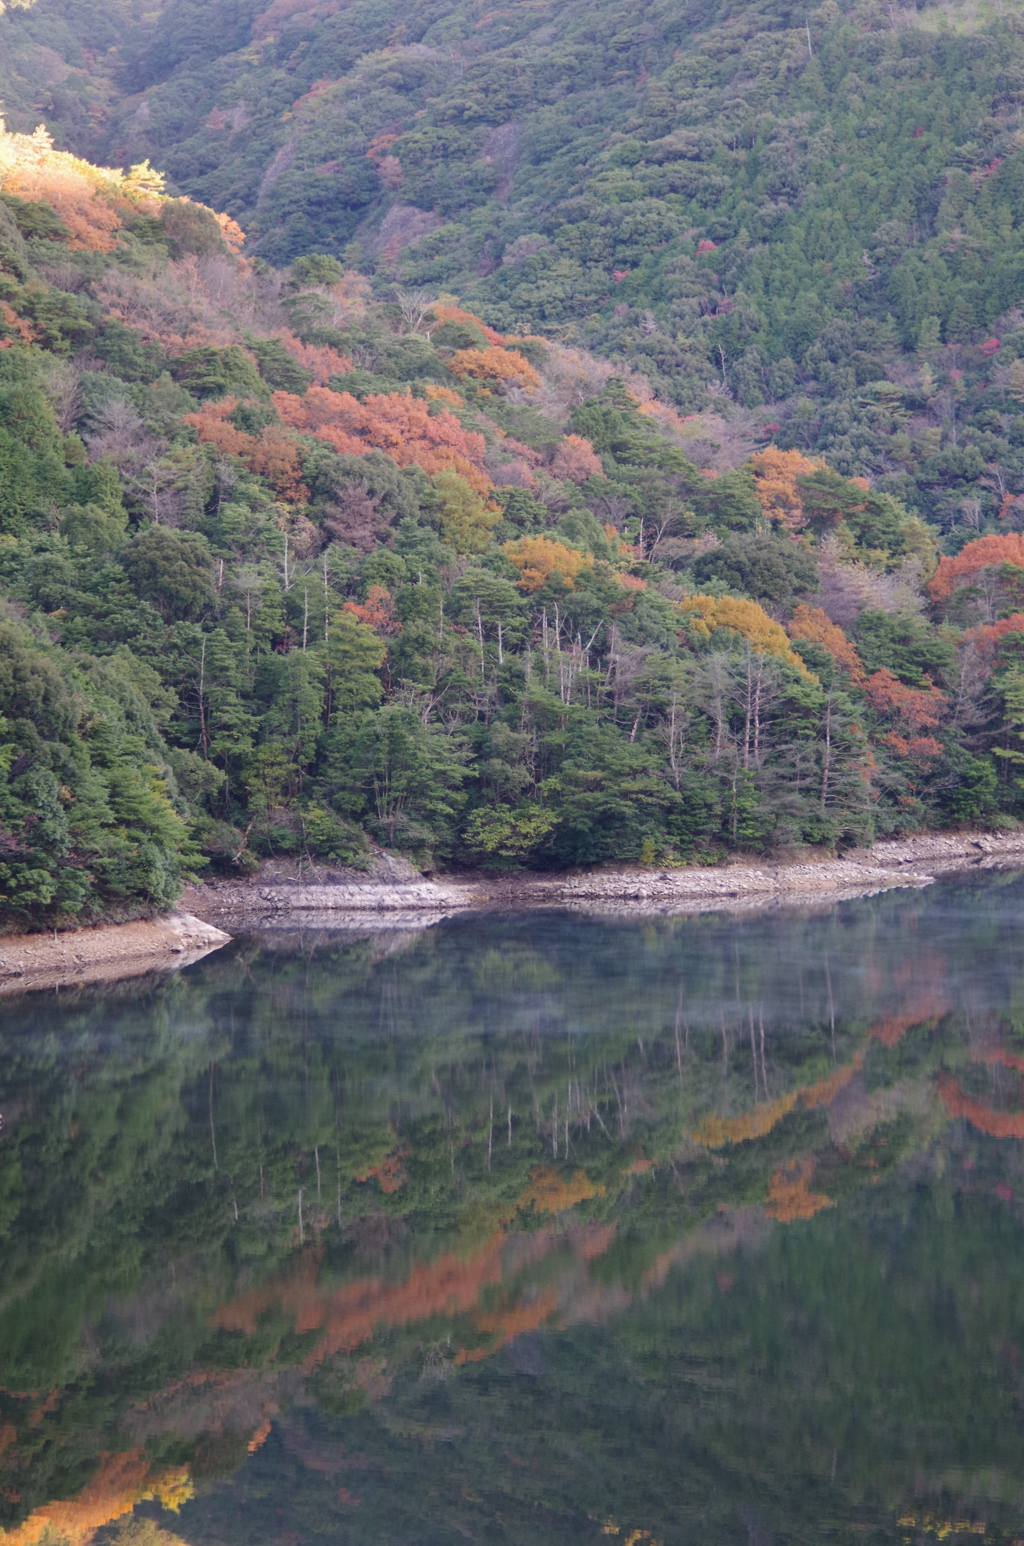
[4,875,1024,1545]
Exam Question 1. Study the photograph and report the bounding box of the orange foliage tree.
[550,433,603,483]
[273,386,493,495]
[928,531,1024,601]
[861,668,946,731]
[681,594,816,678]
[427,302,508,344]
[447,345,542,394]
[273,328,352,384]
[183,399,309,502]
[342,585,400,635]
[788,604,866,682]
[749,447,823,531]
[502,535,595,592]
[960,612,1024,677]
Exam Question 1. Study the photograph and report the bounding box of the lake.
[3,874,1024,1546]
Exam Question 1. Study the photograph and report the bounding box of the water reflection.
[3,875,1024,1544]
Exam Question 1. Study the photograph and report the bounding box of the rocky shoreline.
[181,828,1024,926]
[4,830,1024,993]
[0,913,231,996]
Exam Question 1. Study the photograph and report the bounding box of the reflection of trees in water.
[4,879,1024,1541]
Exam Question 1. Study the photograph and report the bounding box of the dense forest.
[5,0,1024,926]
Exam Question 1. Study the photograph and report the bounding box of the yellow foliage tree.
[681,594,816,678]
[433,469,500,554]
[503,535,595,592]
[749,446,823,531]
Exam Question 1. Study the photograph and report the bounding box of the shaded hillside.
[5,0,1024,534]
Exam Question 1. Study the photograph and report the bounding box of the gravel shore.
[5,830,1024,993]
[181,828,1024,926]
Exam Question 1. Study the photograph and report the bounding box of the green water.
[3,876,1024,1546]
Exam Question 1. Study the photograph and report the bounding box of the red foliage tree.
[274,386,493,495]
[549,433,603,484]
[929,532,1024,601]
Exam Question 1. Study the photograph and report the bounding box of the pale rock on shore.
[0,912,231,995]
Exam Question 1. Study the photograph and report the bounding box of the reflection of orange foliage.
[974,1045,1024,1073]
[696,992,945,1149]
[868,991,946,1047]
[801,1062,859,1109]
[246,1418,272,1454]
[766,1158,833,1221]
[0,1451,191,1546]
[788,605,866,683]
[274,387,492,495]
[354,1146,407,1193]
[574,1221,617,1260]
[937,1070,1024,1137]
[516,1167,604,1214]
[695,1090,801,1147]
[622,1157,655,1175]
[929,532,1024,601]
[455,1288,559,1364]
[503,535,594,592]
[214,1234,517,1370]
[448,346,541,393]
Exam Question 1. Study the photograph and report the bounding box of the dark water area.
[4,875,1024,1546]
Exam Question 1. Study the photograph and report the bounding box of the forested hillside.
[4,0,1024,928]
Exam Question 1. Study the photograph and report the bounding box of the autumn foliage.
[427,303,508,345]
[750,447,823,531]
[928,531,1024,601]
[861,668,946,732]
[503,535,595,592]
[342,585,400,635]
[682,594,815,678]
[273,386,493,495]
[516,1167,604,1213]
[274,328,352,384]
[961,612,1024,676]
[788,604,866,682]
[447,345,542,394]
[549,433,604,483]
[214,1233,513,1369]
[183,398,310,502]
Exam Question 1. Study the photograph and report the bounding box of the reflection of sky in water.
[3,873,1024,1545]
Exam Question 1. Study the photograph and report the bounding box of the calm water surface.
[4,874,1024,1546]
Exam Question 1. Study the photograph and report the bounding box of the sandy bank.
[0,912,231,996]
